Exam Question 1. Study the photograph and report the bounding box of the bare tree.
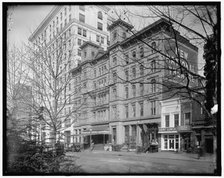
[24,31,88,147]
[7,45,33,138]
[108,5,218,122]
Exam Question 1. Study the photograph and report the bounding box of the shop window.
[164,135,168,149]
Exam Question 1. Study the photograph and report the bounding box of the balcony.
[176,125,192,132]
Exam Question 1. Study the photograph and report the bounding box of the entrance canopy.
[82,125,110,135]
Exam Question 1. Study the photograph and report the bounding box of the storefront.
[159,128,180,151]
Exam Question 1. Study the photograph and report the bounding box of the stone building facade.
[69,18,199,151]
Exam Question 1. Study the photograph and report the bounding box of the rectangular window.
[125,53,129,64]
[151,101,156,115]
[79,13,85,23]
[174,114,179,127]
[125,70,129,81]
[125,105,128,118]
[83,29,87,37]
[184,112,191,125]
[125,86,129,99]
[78,39,82,46]
[97,22,103,31]
[140,102,144,116]
[112,86,117,99]
[151,60,156,73]
[79,6,85,11]
[113,72,117,83]
[78,27,82,35]
[96,35,100,42]
[132,103,136,117]
[132,84,136,97]
[78,49,81,56]
[164,135,168,149]
[140,83,144,96]
[165,115,169,127]
[132,50,136,58]
[69,14,71,21]
[140,65,144,76]
[139,46,144,58]
[113,56,117,66]
[132,67,136,78]
[124,125,129,143]
[101,37,104,44]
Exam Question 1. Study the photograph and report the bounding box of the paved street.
[65,150,216,174]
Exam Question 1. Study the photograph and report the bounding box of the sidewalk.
[75,149,215,163]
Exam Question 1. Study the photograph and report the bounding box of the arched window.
[123,32,126,39]
[98,11,103,20]
[151,79,156,93]
[151,42,156,53]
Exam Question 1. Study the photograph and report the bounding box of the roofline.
[29,6,62,42]
[120,18,198,51]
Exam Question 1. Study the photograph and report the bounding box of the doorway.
[205,137,213,153]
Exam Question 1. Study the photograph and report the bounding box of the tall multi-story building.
[70,18,199,151]
[28,5,110,145]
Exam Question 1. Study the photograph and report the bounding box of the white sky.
[7,5,53,47]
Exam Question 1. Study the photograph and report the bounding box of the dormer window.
[92,51,95,57]
[151,42,156,53]
[84,51,87,58]
[113,30,117,41]
[98,11,103,20]
[123,32,126,39]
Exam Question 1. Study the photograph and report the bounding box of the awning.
[82,125,110,135]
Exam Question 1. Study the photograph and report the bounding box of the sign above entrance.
[158,127,177,133]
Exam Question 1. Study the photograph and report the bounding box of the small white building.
[159,98,181,151]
